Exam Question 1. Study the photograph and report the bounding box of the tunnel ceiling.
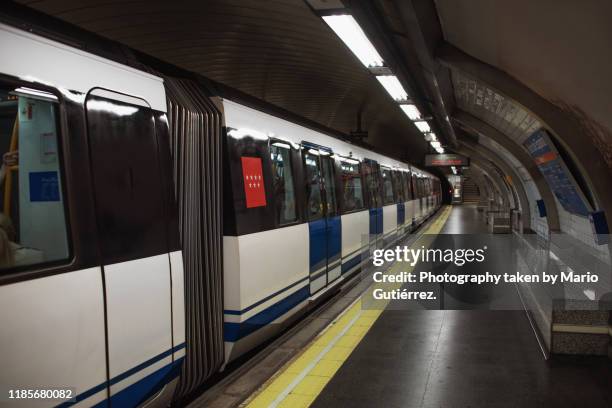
[435,0,612,162]
[12,0,429,163]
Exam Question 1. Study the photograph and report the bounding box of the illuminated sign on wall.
[425,154,469,167]
[523,129,592,217]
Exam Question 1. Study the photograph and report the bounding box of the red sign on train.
[241,156,266,208]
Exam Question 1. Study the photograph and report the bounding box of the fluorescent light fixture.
[435,146,445,154]
[424,132,437,142]
[322,14,384,68]
[400,104,421,120]
[451,166,457,174]
[430,141,441,149]
[414,120,430,133]
[376,75,408,101]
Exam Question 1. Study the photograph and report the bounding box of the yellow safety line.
[243,206,453,408]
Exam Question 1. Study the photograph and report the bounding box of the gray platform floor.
[311,205,612,408]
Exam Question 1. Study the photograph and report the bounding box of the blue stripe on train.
[224,286,310,342]
[309,216,342,272]
[109,357,184,408]
[225,245,368,344]
[308,218,327,273]
[223,276,309,316]
[397,202,405,225]
[58,343,186,407]
[326,215,342,264]
[341,251,364,274]
[369,207,383,235]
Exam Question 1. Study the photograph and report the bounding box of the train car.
[0,22,185,408]
[0,15,441,408]
[220,99,441,362]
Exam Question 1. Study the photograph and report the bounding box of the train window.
[0,85,70,272]
[86,93,167,264]
[270,142,297,225]
[362,160,381,208]
[381,167,395,205]
[340,158,364,212]
[321,155,337,216]
[304,150,324,220]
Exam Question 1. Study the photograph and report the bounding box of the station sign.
[425,154,469,167]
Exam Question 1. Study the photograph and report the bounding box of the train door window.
[362,160,381,208]
[403,172,413,200]
[340,158,364,212]
[304,150,324,220]
[393,170,404,202]
[86,91,166,263]
[270,141,297,225]
[381,167,395,205]
[320,154,337,216]
[0,84,69,272]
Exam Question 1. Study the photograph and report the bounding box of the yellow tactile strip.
[243,206,452,408]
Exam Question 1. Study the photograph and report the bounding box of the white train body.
[0,18,441,408]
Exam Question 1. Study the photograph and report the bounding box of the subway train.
[0,16,441,408]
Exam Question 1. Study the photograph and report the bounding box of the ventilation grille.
[164,77,224,398]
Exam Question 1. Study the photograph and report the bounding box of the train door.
[394,170,406,236]
[363,159,382,253]
[85,89,176,405]
[303,145,341,294]
[411,174,420,224]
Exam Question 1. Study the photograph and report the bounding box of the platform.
[235,205,612,408]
